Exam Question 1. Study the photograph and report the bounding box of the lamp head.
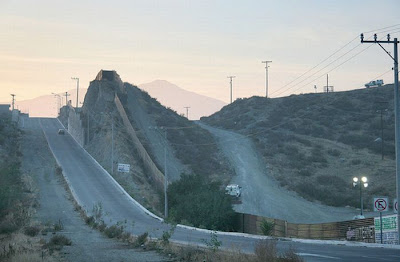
[353,177,358,183]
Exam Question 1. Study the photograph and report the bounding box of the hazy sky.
[1,0,399,104]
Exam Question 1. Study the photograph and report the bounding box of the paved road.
[197,122,357,223]
[38,117,400,261]
[20,116,167,261]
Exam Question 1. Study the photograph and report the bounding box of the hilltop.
[202,85,396,209]
[70,70,232,214]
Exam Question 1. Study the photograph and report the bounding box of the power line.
[270,25,400,97]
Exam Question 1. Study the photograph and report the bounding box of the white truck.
[365,79,384,88]
[225,184,242,198]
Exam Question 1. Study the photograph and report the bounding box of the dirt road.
[198,122,358,223]
[20,116,168,262]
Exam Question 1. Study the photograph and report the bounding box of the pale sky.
[1,0,399,104]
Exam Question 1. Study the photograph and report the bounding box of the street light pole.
[353,177,368,216]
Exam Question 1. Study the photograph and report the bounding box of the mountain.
[3,89,88,117]
[138,80,226,120]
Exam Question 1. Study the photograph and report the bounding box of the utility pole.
[87,112,90,145]
[324,74,334,93]
[71,77,79,109]
[262,60,272,97]
[184,106,190,119]
[63,92,70,106]
[377,101,388,160]
[111,117,114,175]
[163,128,168,219]
[361,33,399,244]
[10,94,15,110]
[227,76,236,104]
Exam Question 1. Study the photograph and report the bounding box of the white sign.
[117,163,130,173]
[374,214,398,244]
[394,199,398,214]
[374,197,389,212]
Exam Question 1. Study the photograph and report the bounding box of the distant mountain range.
[3,80,226,119]
[139,80,226,120]
[5,89,88,117]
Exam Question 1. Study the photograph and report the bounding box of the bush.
[255,240,277,262]
[46,235,72,251]
[24,226,40,237]
[104,225,124,238]
[136,232,148,246]
[260,219,275,236]
[168,173,236,231]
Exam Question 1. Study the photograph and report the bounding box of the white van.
[225,184,242,198]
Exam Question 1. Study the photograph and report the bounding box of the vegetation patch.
[168,173,236,231]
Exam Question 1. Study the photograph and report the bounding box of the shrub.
[104,225,124,238]
[203,232,222,252]
[24,226,40,237]
[46,235,72,251]
[327,148,341,157]
[136,232,148,246]
[254,240,277,262]
[260,219,275,236]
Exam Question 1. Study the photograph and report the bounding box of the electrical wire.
[269,24,400,97]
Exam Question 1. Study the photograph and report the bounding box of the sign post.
[117,163,130,173]
[374,197,389,244]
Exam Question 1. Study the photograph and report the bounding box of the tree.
[168,173,236,231]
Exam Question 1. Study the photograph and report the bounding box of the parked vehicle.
[58,129,65,135]
[365,79,384,88]
[225,184,242,198]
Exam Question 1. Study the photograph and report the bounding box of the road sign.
[374,214,399,244]
[117,163,130,173]
[395,199,398,214]
[374,197,389,212]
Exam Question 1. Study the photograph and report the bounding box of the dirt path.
[20,116,168,262]
[198,122,359,223]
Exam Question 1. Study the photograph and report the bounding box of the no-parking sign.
[374,197,389,212]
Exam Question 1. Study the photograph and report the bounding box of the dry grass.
[0,232,61,262]
[157,239,304,262]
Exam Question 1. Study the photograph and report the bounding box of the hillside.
[139,80,226,120]
[78,70,233,214]
[202,85,396,209]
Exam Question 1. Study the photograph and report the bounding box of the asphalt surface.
[37,116,400,261]
[21,116,168,262]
